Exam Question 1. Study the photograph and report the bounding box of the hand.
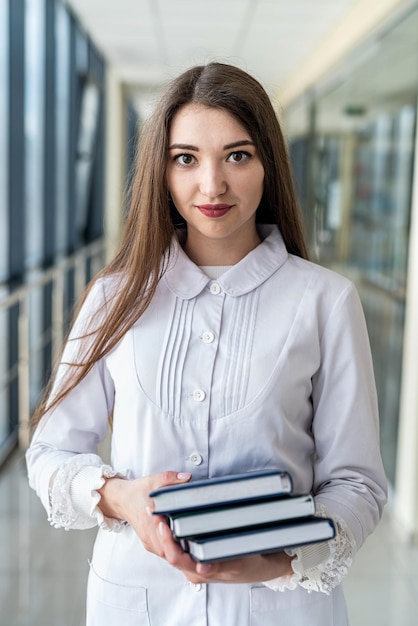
[97,471,192,557]
[155,519,295,584]
[99,472,294,584]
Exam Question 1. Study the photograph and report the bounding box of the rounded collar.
[164,225,289,300]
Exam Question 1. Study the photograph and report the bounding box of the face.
[166,104,264,264]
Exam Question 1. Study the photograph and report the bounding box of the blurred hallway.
[2,1,418,623]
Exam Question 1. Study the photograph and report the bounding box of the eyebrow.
[168,143,199,151]
[168,140,255,151]
[223,140,255,150]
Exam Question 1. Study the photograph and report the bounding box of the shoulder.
[261,226,354,300]
[287,254,355,297]
[282,255,364,328]
[73,274,126,331]
[84,273,125,306]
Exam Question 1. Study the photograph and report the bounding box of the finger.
[143,471,192,522]
[147,471,192,493]
[140,509,165,556]
[196,562,214,576]
[158,520,181,557]
[158,521,198,572]
[149,510,166,533]
[192,557,253,584]
[155,520,218,581]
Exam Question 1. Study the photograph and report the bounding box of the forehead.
[169,104,251,142]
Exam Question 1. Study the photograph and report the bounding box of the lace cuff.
[48,453,130,532]
[263,505,355,594]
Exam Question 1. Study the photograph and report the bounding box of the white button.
[202,331,215,344]
[191,583,202,591]
[193,389,206,402]
[189,452,203,466]
[209,282,221,295]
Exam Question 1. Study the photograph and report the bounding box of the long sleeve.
[264,279,387,593]
[26,279,124,530]
[311,281,387,547]
[263,504,355,593]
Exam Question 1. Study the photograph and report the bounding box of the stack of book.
[149,470,335,563]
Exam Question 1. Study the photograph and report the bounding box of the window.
[25,0,45,270]
[0,0,8,449]
[286,8,418,484]
[0,0,8,283]
[55,1,70,257]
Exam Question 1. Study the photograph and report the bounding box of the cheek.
[169,186,185,207]
[166,176,188,214]
[250,171,265,200]
[166,169,188,198]
[251,163,265,189]
[166,165,182,192]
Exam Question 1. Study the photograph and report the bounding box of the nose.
[198,162,227,198]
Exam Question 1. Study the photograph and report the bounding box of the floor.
[1,450,418,625]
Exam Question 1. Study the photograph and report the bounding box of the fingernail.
[177,472,192,480]
[146,506,153,517]
[159,521,166,536]
[197,563,212,574]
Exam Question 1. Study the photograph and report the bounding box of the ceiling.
[65,0,358,102]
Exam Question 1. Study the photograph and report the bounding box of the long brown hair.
[31,62,308,429]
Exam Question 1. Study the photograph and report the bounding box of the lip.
[196,204,233,218]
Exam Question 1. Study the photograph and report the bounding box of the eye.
[173,153,196,166]
[226,151,251,163]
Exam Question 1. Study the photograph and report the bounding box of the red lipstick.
[197,204,233,217]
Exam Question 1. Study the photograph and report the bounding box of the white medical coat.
[27,225,387,626]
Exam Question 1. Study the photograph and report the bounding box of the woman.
[27,62,387,625]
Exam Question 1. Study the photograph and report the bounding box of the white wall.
[277,0,413,107]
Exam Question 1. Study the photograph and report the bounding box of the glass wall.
[0,0,107,462]
[0,0,8,283]
[25,0,46,407]
[287,97,315,237]
[0,0,9,448]
[285,7,418,485]
[55,1,70,257]
[25,0,45,271]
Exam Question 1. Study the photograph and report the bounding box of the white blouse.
[26,225,387,626]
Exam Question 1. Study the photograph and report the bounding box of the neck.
[183,230,261,266]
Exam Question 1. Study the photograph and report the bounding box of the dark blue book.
[150,470,292,515]
[170,494,315,538]
[180,517,336,563]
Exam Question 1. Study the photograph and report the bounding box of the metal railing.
[0,239,106,460]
